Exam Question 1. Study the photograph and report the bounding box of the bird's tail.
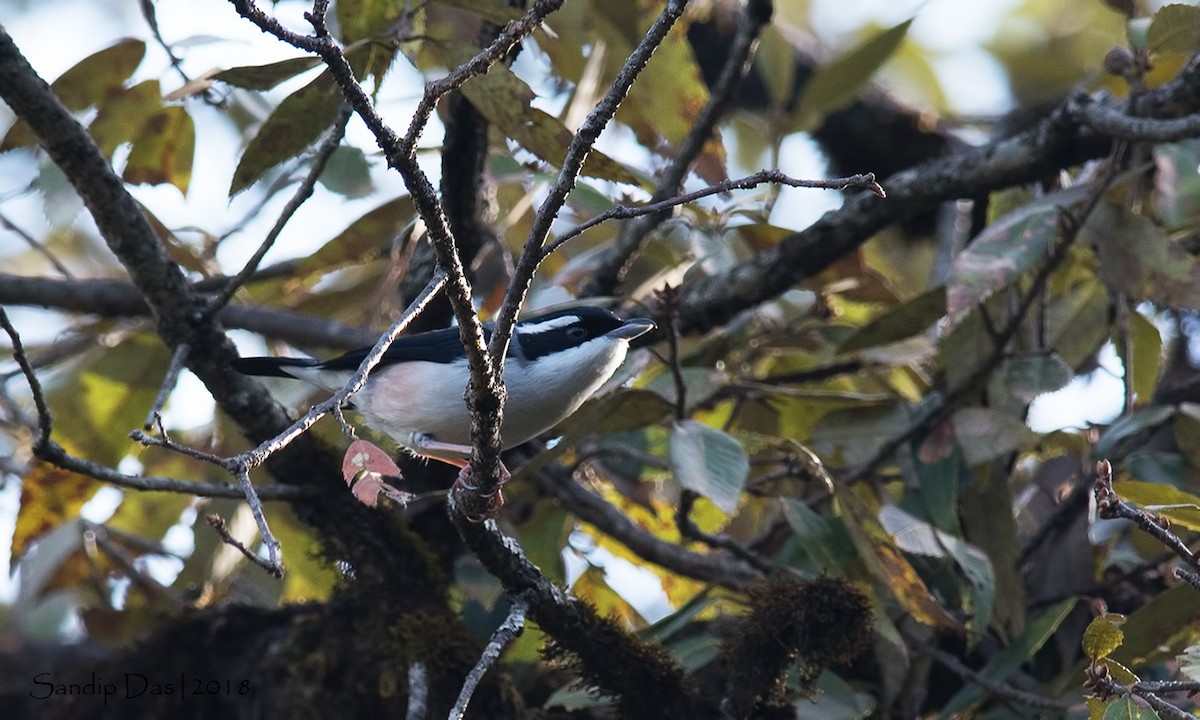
[232,356,320,379]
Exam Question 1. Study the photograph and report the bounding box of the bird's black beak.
[614,318,656,344]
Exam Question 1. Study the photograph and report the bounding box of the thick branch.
[0,273,376,348]
[449,507,713,718]
[670,56,1200,334]
[536,461,762,590]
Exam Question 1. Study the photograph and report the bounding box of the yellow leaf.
[124,106,195,193]
[1115,479,1200,532]
[14,463,100,563]
[1082,613,1126,660]
[838,493,960,630]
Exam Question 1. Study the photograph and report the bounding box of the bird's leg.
[411,435,510,520]
[453,460,512,522]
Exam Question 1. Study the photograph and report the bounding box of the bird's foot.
[453,461,512,522]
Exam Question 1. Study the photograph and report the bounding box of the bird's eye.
[566,327,588,341]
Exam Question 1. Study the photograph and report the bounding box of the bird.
[232,306,656,468]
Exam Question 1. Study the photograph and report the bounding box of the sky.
[0,0,1137,621]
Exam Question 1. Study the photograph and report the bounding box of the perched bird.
[233,306,656,467]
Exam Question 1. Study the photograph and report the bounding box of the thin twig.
[913,637,1072,712]
[0,272,379,348]
[841,170,1115,483]
[535,460,763,590]
[235,270,447,468]
[1094,459,1200,576]
[0,306,51,446]
[674,489,773,574]
[143,342,190,430]
[206,512,282,578]
[492,0,691,368]
[207,103,354,313]
[1088,665,1195,720]
[0,210,74,277]
[450,596,528,719]
[581,0,783,294]
[83,519,184,607]
[37,437,306,499]
[545,171,883,257]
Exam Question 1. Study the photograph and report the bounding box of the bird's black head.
[512,307,655,361]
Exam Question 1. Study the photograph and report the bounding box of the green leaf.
[214,57,323,91]
[2,39,146,150]
[796,20,913,127]
[837,493,960,629]
[911,423,961,534]
[49,333,169,467]
[1099,694,1157,720]
[669,420,749,514]
[297,196,415,276]
[338,0,408,43]
[1088,201,1200,309]
[1148,3,1200,53]
[755,26,799,109]
[453,60,641,185]
[1002,353,1073,402]
[952,408,1037,466]
[435,0,524,25]
[780,498,854,574]
[1114,478,1200,532]
[317,146,373,199]
[1045,273,1110,368]
[801,671,877,719]
[1124,310,1162,406]
[560,389,673,437]
[941,599,1075,716]
[517,502,570,585]
[89,81,164,159]
[52,38,147,109]
[837,286,945,354]
[811,402,910,468]
[230,70,346,195]
[124,106,195,193]
[947,184,1090,321]
[1083,613,1126,660]
[879,505,995,639]
[1095,405,1176,457]
[1176,403,1200,471]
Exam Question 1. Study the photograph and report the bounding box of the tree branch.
[0,273,377,348]
[582,0,776,296]
[670,55,1200,334]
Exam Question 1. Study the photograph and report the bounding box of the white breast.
[350,337,632,455]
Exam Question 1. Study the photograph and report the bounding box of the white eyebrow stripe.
[517,315,580,335]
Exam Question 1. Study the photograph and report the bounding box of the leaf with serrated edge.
[1083,614,1126,660]
[1148,4,1200,53]
[669,420,748,514]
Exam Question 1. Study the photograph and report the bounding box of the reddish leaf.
[342,439,401,484]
